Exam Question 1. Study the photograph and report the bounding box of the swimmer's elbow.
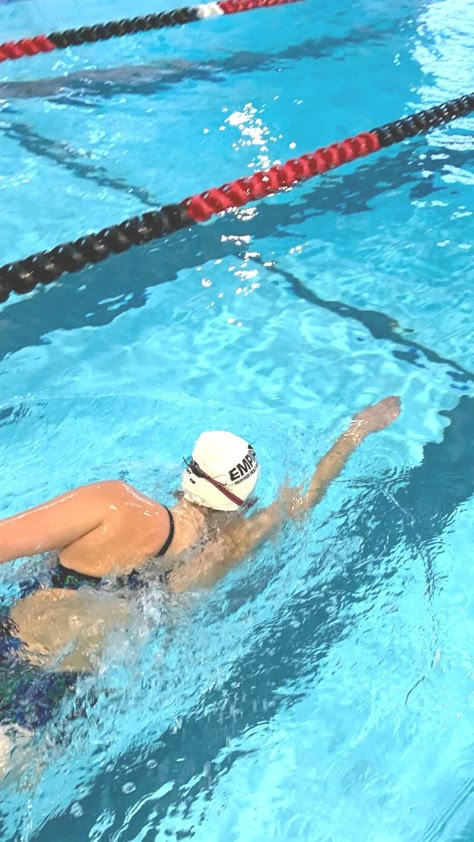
[238,507,282,555]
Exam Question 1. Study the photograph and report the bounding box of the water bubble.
[122,781,136,794]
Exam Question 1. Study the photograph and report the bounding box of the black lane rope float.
[0,0,299,63]
[0,93,472,304]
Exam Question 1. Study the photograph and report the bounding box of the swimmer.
[0,395,400,592]
[0,396,400,773]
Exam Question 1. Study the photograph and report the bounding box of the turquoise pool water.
[0,0,473,838]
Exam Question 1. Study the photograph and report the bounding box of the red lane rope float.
[184,131,380,222]
[0,0,299,63]
[0,93,472,302]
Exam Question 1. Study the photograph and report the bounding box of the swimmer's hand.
[350,396,401,439]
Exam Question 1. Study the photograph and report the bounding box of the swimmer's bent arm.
[0,481,120,564]
[167,397,401,594]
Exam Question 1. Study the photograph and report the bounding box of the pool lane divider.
[0,93,472,303]
[0,0,299,63]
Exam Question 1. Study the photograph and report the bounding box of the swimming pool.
[0,0,473,836]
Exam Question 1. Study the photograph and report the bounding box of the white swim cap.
[181,431,259,512]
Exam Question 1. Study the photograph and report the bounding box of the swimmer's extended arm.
[167,397,401,593]
[0,481,120,564]
[242,395,401,539]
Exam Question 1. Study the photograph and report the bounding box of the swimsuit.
[0,611,79,729]
[0,505,175,732]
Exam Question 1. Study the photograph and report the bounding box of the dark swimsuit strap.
[157,506,175,557]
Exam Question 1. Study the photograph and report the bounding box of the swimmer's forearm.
[302,423,365,511]
[301,395,402,511]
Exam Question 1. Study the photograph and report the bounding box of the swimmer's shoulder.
[72,480,167,515]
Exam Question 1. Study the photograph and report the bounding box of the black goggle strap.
[183,457,257,510]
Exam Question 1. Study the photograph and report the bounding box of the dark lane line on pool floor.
[248,255,474,389]
[0,118,159,207]
[29,394,474,840]
[0,21,408,103]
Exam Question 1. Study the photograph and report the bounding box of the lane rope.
[0,93,472,303]
[0,0,299,63]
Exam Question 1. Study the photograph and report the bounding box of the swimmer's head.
[181,431,259,512]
